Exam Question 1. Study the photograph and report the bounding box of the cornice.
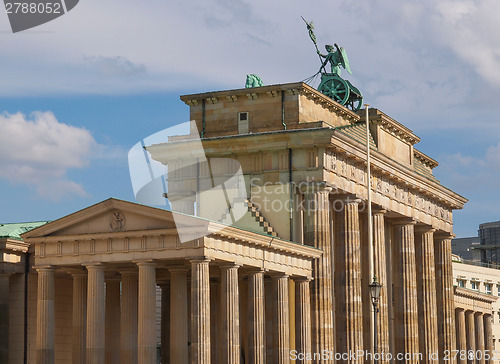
[414,149,439,169]
[207,222,322,260]
[329,130,467,210]
[180,82,360,123]
[454,286,498,303]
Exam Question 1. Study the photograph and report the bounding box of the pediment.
[22,198,177,239]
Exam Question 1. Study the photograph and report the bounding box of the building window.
[471,281,479,290]
[238,112,249,134]
[497,285,500,296]
[486,283,492,295]
[457,279,465,288]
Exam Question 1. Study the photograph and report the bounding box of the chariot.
[302,17,363,111]
[318,73,363,111]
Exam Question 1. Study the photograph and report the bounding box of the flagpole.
[365,104,375,359]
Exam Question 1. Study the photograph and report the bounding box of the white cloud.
[84,55,146,77]
[1,0,500,131]
[0,111,97,200]
[438,140,500,192]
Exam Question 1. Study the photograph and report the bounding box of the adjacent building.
[453,255,500,362]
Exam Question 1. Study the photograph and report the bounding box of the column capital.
[219,262,241,270]
[331,193,362,204]
[269,272,289,279]
[189,257,212,264]
[293,276,312,283]
[246,267,267,275]
[134,259,156,267]
[391,217,417,226]
[83,262,105,269]
[414,224,436,233]
[34,265,55,272]
[298,181,334,194]
[434,231,455,240]
[372,207,387,215]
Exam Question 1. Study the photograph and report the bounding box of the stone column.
[191,259,211,364]
[248,269,265,364]
[265,277,274,363]
[456,309,467,364]
[36,267,55,364]
[415,226,439,359]
[466,310,476,364]
[220,264,240,364]
[334,195,364,362]
[475,313,485,364]
[210,279,221,364]
[0,272,10,364]
[160,282,170,364]
[170,268,188,364]
[105,277,121,364]
[86,263,106,364]
[372,209,390,362]
[273,274,290,364]
[303,183,334,358]
[137,261,157,364]
[484,315,493,363]
[435,234,457,363]
[72,272,87,364]
[393,220,419,363]
[121,269,138,364]
[295,277,312,364]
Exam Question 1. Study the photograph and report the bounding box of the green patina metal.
[302,17,363,111]
[245,74,264,88]
[0,221,50,240]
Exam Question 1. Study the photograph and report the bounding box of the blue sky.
[1,0,499,238]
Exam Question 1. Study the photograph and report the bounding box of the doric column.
[120,269,138,364]
[415,226,439,359]
[248,269,265,364]
[484,314,493,363]
[36,267,55,364]
[137,261,157,364]
[190,259,211,364]
[435,234,457,363]
[105,277,121,364]
[0,272,10,364]
[169,268,188,364]
[475,313,485,364]
[210,278,221,364]
[456,309,467,364]
[86,263,106,364]
[221,264,240,364]
[295,277,312,364]
[303,183,334,357]
[393,219,419,363]
[372,209,390,362]
[273,274,290,364]
[72,272,87,364]
[265,277,274,363]
[466,310,476,364]
[334,195,364,362]
[160,282,170,364]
